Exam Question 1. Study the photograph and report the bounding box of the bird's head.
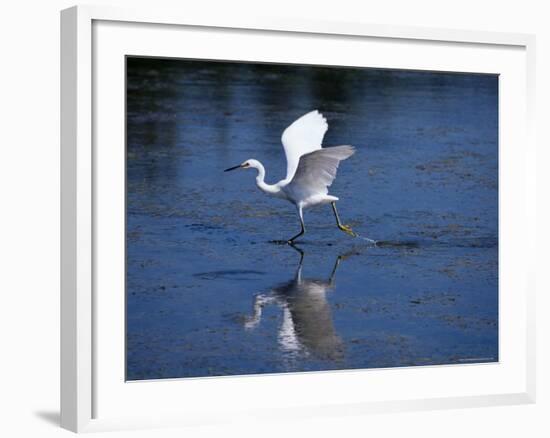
[224,159,260,172]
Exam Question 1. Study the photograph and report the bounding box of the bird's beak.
[224,164,242,172]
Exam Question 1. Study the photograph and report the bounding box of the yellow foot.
[338,224,358,237]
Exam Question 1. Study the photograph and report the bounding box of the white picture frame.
[60,4,536,433]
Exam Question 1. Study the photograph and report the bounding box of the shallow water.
[126,58,498,380]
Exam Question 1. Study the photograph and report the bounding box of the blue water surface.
[126,58,498,380]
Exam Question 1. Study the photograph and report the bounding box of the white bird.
[225,110,357,243]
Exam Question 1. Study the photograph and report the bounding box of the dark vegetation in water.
[126,57,498,380]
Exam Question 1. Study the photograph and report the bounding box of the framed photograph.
[61,5,536,433]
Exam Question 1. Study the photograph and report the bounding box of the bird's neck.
[253,162,280,195]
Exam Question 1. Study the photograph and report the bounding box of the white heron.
[224,110,357,243]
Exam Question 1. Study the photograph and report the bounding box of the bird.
[224,110,357,243]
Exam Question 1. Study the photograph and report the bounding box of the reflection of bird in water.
[244,246,347,361]
[224,110,359,243]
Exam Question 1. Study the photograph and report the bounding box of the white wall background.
[0,1,547,437]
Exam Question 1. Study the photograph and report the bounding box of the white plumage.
[281,110,328,182]
[224,110,357,243]
[286,145,355,206]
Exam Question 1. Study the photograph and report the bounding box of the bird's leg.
[331,202,357,237]
[287,206,305,244]
[287,224,304,244]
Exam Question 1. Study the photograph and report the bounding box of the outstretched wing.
[288,145,355,199]
[281,110,328,181]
